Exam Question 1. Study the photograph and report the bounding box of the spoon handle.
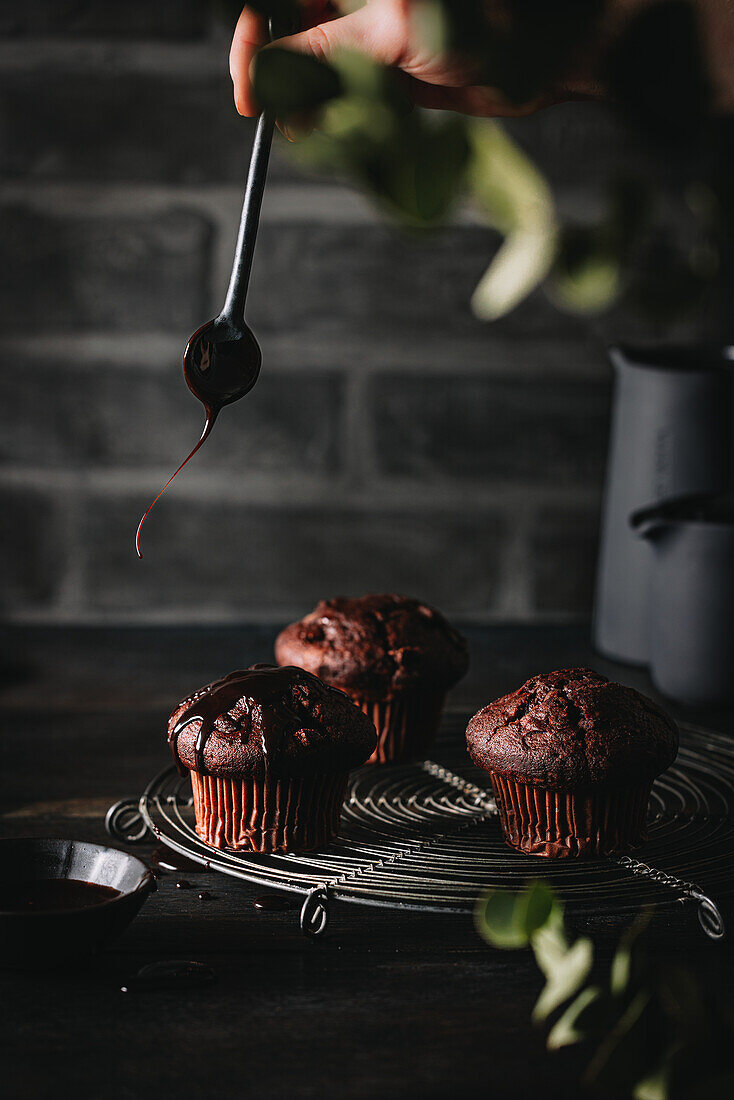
[219,11,297,327]
[219,108,275,326]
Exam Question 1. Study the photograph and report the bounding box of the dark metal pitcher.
[593,346,732,665]
[632,496,734,706]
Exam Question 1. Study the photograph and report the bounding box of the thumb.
[259,2,407,71]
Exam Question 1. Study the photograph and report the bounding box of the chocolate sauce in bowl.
[0,880,120,912]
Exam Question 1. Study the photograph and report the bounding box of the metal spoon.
[136,17,291,557]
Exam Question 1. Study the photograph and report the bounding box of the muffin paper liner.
[349,688,446,765]
[190,771,348,853]
[489,773,652,858]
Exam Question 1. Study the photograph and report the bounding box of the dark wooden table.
[1,624,732,1100]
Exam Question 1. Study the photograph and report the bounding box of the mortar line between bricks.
[1,607,591,629]
[0,181,493,227]
[0,38,238,77]
[0,465,602,510]
[0,178,603,224]
[1,335,610,380]
[0,182,383,223]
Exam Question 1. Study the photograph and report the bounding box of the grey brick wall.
[1,3,707,626]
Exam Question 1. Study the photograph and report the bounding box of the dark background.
[0,0,719,628]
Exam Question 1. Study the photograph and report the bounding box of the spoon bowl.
[183,316,262,410]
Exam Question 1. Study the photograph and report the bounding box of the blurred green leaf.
[524,881,555,937]
[547,177,650,315]
[294,52,467,227]
[533,933,594,1022]
[610,910,653,996]
[476,890,531,949]
[411,0,452,56]
[472,229,558,321]
[329,50,403,105]
[475,881,557,949]
[322,96,394,144]
[547,230,621,314]
[546,986,602,1050]
[387,113,469,225]
[635,1067,670,1100]
[252,47,343,114]
[468,119,555,235]
[467,119,557,320]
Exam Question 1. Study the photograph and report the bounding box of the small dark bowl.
[0,838,155,968]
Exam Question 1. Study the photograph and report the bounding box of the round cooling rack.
[106,718,734,940]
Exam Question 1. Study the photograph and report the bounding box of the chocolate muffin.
[466,668,678,858]
[167,664,376,853]
[275,594,468,764]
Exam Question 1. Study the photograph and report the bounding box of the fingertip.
[233,89,253,117]
[232,69,257,117]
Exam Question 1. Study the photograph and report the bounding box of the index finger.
[229,6,268,117]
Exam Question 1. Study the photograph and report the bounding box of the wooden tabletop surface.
[1,624,732,1100]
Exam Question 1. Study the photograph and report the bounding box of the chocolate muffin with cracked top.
[168,664,376,853]
[466,668,678,858]
[275,594,468,764]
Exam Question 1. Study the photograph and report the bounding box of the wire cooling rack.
[107,716,734,939]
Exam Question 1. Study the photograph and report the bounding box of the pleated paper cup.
[348,688,446,765]
[190,771,347,853]
[489,772,652,858]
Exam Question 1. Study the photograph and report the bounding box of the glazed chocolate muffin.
[275,594,468,764]
[168,664,376,853]
[466,668,678,858]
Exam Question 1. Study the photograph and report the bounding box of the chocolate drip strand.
[135,409,219,559]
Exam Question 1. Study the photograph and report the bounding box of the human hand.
[229,0,587,123]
